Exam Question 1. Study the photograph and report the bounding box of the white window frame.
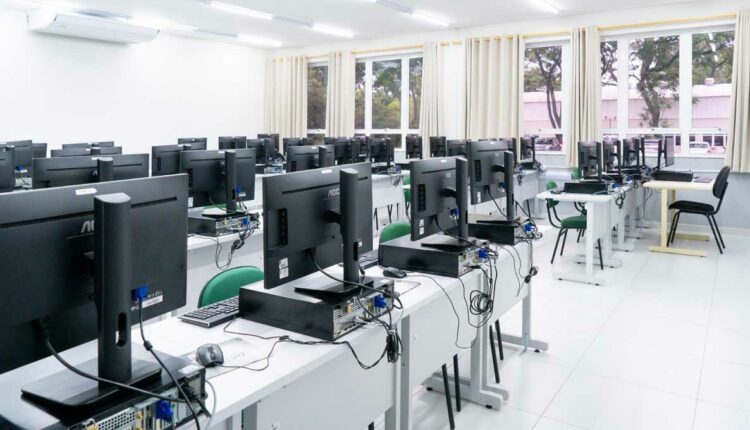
[354,53,422,150]
[522,39,570,154]
[601,22,734,158]
[306,60,328,135]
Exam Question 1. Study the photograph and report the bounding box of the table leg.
[649,189,707,257]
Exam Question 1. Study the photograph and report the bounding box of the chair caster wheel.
[535,349,540,353]
[426,387,433,391]
[485,405,493,409]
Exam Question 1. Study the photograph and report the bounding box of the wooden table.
[643,179,715,257]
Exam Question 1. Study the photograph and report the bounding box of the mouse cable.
[201,380,218,430]
[138,300,203,430]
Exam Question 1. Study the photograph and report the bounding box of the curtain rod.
[295,11,737,59]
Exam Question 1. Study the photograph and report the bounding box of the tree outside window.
[307,64,328,131]
[409,58,422,129]
[524,46,563,152]
[628,36,680,129]
[372,60,402,129]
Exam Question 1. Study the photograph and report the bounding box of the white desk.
[536,190,621,285]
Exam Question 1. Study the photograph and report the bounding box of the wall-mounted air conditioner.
[28,9,159,44]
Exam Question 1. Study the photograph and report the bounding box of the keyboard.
[359,249,379,269]
[178,296,239,328]
[694,176,712,183]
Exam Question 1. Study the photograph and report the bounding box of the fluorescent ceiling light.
[411,10,449,27]
[532,0,559,14]
[210,1,273,20]
[239,34,282,47]
[311,23,354,38]
[129,16,196,32]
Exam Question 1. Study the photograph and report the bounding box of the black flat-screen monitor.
[447,140,468,157]
[51,147,123,158]
[32,154,149,189]
[5,140,32,170]
[602,138,621,172]
[409,157,467,242]
[218,136,248,150]
[406,135,422,160]
[283,137,308,154]
[622,137,645,167]
[180,148,256,208]
[331,138,359,165]
[577,141,602,180]
[151,144,202,176]
[0,174,188,374]
[62,142,115,149]
[32,143,47,159]
[262,163,373,289]
[467,140,507,205]
[177,137,207,150]
[286,145,334,172]
[258,133,280,152]
[247,138,279,165]
[430,136,447,158]
[0,148,14,193]
[368,138,393,166]
[657,137,674,169]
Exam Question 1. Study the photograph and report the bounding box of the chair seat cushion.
[561,215,587,229]
[669,200,715,214]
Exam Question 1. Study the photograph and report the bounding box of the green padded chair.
[379,222,411,244]
[545,181,603,270]
[403,176,411,213]
[198,266,264,307]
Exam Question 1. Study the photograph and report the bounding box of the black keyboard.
[178,297,239,328]
[359,250,379,269]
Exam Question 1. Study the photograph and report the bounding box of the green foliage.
[409,58,422,129]
[524,46,563,128]
[692,31,734,85]
[601,41,618,86]
[355,62,366,129]
[372,60,401,129]
[307,65,328,130]
[629,36,680,128]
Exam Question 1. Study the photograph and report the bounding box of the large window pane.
[526,133,563,152]
[307,64,328,130]
[523,46,563,131]
[601,41,618,130]
[629,36,680,128]
[409,58,422,129]
[355,62,366,130]
[692,31,734,134]
[372,60,402,129]
[689,132,727,155]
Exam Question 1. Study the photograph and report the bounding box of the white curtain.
[326,51,355,137]
[464,36,524,142]
[726,10,750,172]
[567,27,601,167]
[420,42,441,157]
[264,56,307,149]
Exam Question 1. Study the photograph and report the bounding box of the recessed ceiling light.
[411,10,449,27]
[238,34,283,47]
[210,1,273,20]
[532,0,559,14]
[311,23,354,38]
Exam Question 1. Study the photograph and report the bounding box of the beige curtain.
[464,36,524,142]
[420,42,441,157]
[326,51,355,137]
[264,56,307,149]
[567,27,601,167]
[726,10,750,172]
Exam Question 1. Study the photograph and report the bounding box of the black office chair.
[667,166,730,254]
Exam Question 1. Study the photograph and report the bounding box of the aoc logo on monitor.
[328,187,340,198]
[81,220,95,234]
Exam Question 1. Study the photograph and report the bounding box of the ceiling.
[2,0,701,49]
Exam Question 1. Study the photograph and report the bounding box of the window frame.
[601,23,734,158]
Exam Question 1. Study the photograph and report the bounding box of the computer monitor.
[509,136,536,164]
[0,174,188,409]
[602,138,621,172]
[62,141,115,149]
[283,137,308,154]
[262,163,373,290]
[247,138,279,165]
[466,140,508,205]
[430,136,447,158]
[5,140,32,170]
[409,157,469,245]
[218,136,248,150]
[405,135,423,160]
[368,138,393,168]
[577,141,603,180]
[258,133,280,152]
[0,148,14,193]
[286,145,334,172]
[180,148,256,209]
[177,137,208,150]
[331,138,360,165]
[32,154,149,189]
[307,134,325,146]
[51,146,123,158]
[447,140,468,157]
[622,137,644,167]
[657,137,674,170]
[32,143,47,159]
[353,135,369,160]
[151,143,201,176]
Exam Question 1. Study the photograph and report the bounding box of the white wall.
[0,8,267,154]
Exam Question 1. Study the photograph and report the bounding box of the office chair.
[379,222,411,244]
[667,166,730,254]
[545,181,604,270]
[198,266,264,307]
[403,176,411,214]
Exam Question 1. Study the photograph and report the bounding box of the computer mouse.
[383,267,407,279]
[196,343,224,367]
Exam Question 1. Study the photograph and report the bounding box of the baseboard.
[641,220,750,237]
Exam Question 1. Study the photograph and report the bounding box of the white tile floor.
[406,226,750,430]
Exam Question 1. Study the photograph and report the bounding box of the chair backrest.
[545,180,559,208]
[379,222,411,243]
[199,266,264,307]
[713,166,730,199]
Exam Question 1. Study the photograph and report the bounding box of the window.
[602,27,734,157]
[355,54,422,149]
[307,63,328,132]
[524,45,564,152]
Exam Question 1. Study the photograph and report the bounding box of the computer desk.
[372,172,407,231]
[536,189,623,286]
[643,179,715,257]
